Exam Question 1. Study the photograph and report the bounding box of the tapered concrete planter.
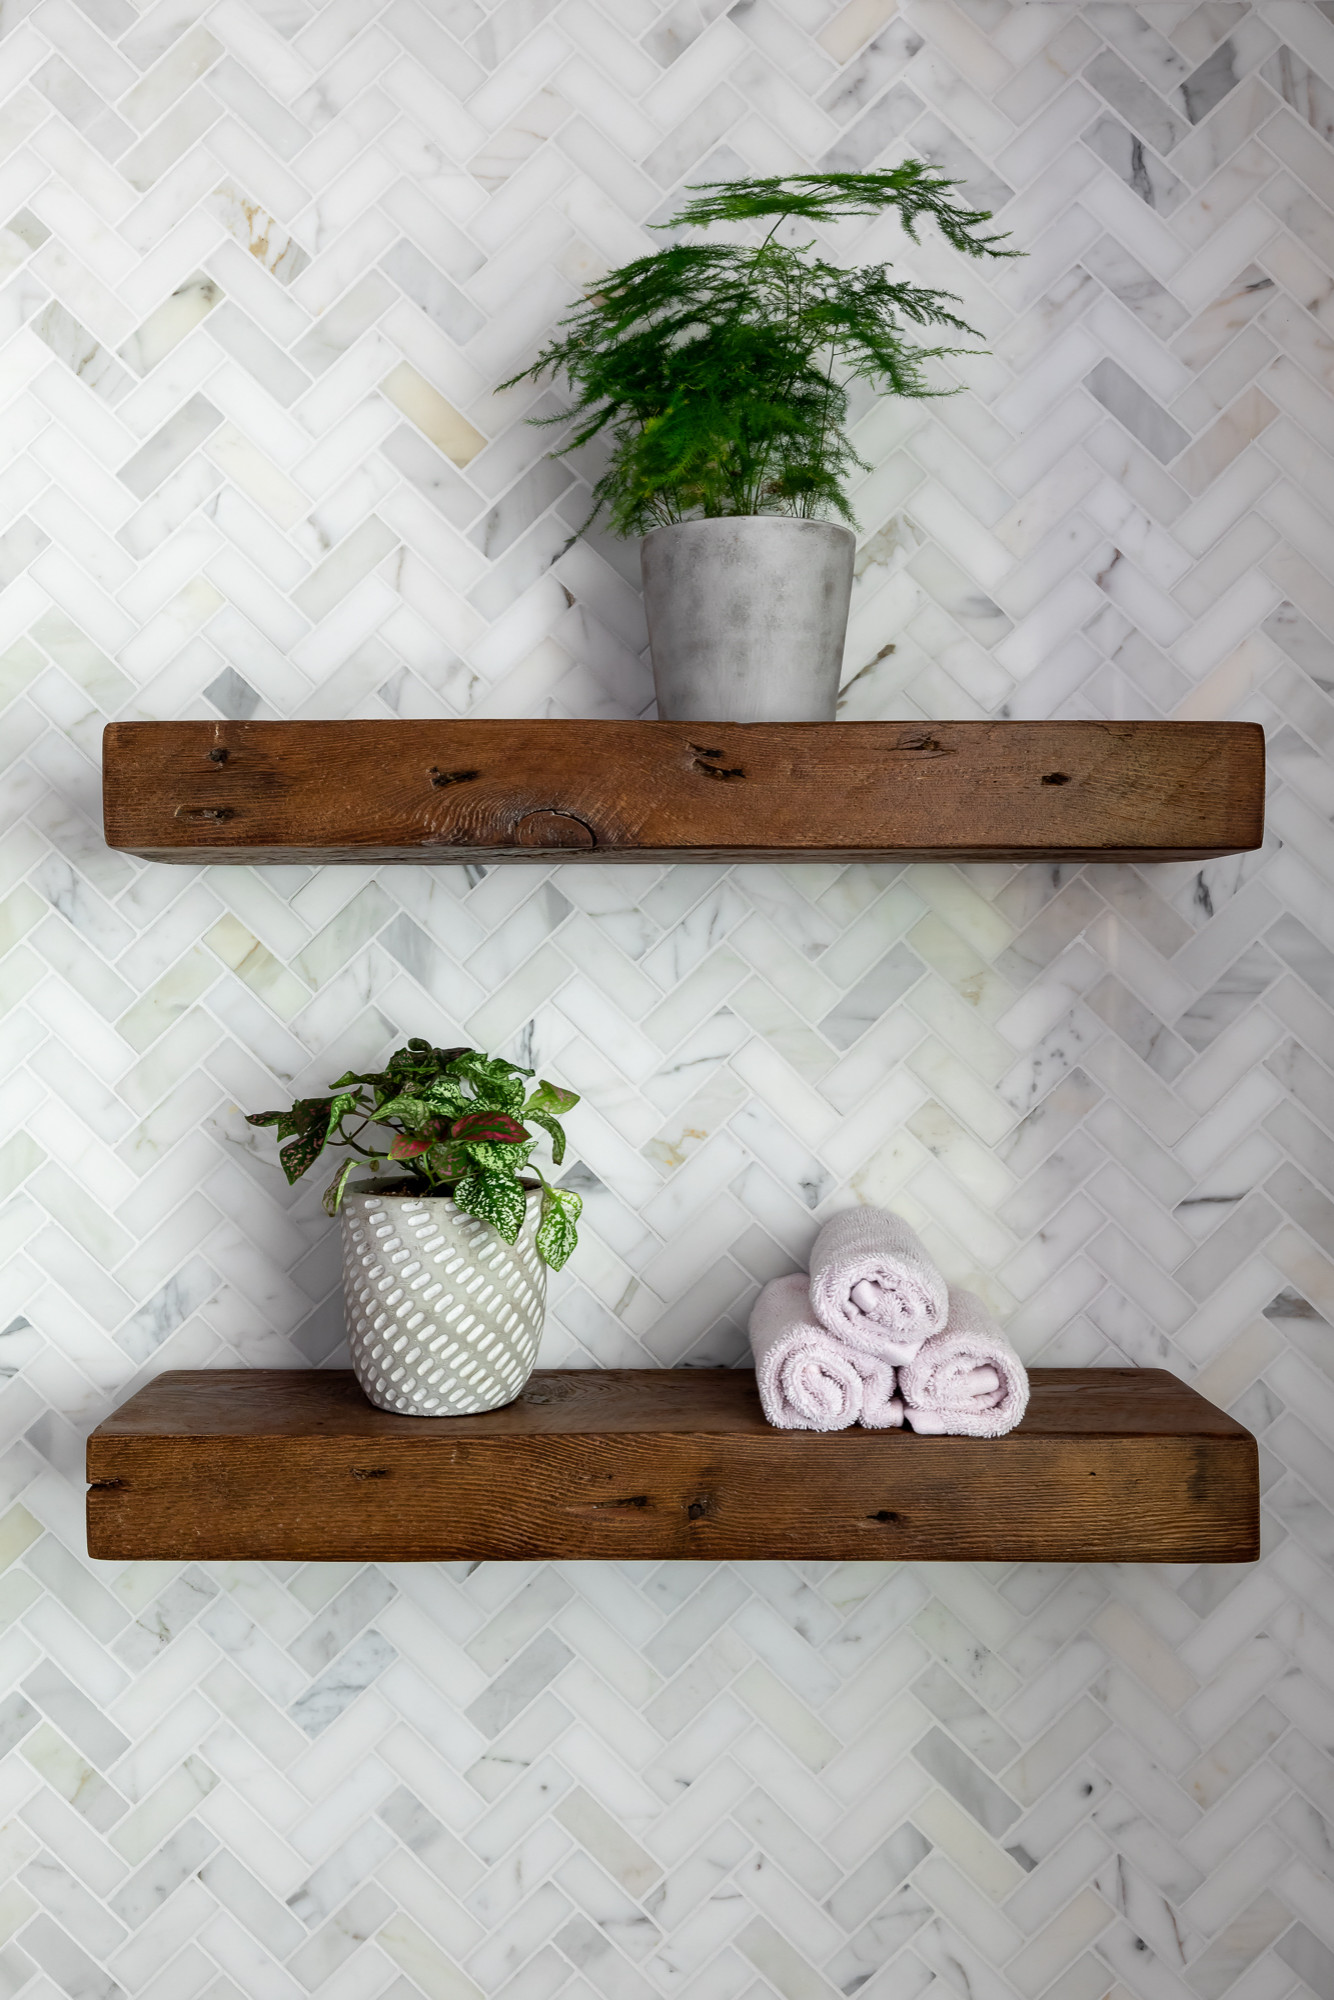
[340,1186,546,1415]
[642,517,856,722]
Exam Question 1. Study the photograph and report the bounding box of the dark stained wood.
[102,720,1265,865]
[86,1368,1259,1564]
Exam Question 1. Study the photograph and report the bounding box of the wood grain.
[86,1368,1260,1564]
[101,720,1265,864]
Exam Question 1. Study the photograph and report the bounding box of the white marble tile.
[1,6,1332,1999]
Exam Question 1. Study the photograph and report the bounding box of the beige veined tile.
[1089,1602,1199,1707]
[732,1661,841,1771]
[914,1787,1028,1898]
[203,422,307,528]
[0,1502,41,1572]
[555,1785,662,1896]
[377,1908,485,1999]
[1174,385,1278,497]
[0,1131,42,1206]
[117,949,220,1054]
[204,914,310,1020]
[381,361,486,466]
[1006,1890,1115,1998]
[207,180,310,283]
[22,1724,126,1832]
[118,274,222,377]
[0,1877,36,1947]
[737,1915,842,2000]
[818,0,898,63]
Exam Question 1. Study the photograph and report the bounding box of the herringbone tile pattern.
[1,0,1333,1995]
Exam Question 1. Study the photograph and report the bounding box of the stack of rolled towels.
[748,1207,1029,1437]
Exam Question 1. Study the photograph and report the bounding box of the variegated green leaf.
[421,1079,467,1114]
[325,1091,359,1135]
[525,1109,567,1164]
[536,1185,581,1270]
[467,1139,536,1175]
[526,1080,579,1116]
[447,1052,529,1110]
[374,1094,433,1128]
[322,1158,358,1215]
[453,1170,527,1243]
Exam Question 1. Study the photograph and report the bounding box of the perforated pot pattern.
[340,1187,546,1415]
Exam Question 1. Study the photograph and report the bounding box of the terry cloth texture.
[898,1286,1030,1437]
[808,1206,949,1360]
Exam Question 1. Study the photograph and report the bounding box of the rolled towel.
[808,1207,948,1360]
[851,1349,904,1430]
[749,1274,869,1431]
[899,1286,1029,1438]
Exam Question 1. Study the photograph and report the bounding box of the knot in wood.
[513,811,596,850]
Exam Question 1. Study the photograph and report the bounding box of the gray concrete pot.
[341,1185,546,1415]
[641,517,855,722]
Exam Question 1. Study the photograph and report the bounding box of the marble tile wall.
[1,0,1333,1995]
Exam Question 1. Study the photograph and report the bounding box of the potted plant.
[505,164,1013,724]
[247,1040,581,1417]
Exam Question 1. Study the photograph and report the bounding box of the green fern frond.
[501,160,1017,536]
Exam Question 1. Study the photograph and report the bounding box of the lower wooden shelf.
[86,1368,1258,1564]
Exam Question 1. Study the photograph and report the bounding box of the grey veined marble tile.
[33,302,134,407]
[1276,1920,1334,1999]
[913,1727,1022,1836]
[1263,45,1334,144]
[118,395,224,500]
[289,1630,397,1736]
[1081,234,1190,339]
[1085,48,1189,156]
[21,1663,129,1770]
[1264,602,1334,691]
[1179,36,1247,126]
[819,18,924,124]
[1085,358,1190,463]
[819,81,923,172]
[1083,111,1188,213]
[465,1631,575,1739]
[1176,942,1282,1052]
[819,941,926,1051]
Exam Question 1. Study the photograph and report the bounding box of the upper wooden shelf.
[101,720,1264,865]
[87,1368,1259,1564]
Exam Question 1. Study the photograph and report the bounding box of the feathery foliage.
[247,1039,582,1270]
[505,163,1015,536]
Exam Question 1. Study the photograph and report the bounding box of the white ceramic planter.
[641,516,856,723]
[340,1185,546,1416]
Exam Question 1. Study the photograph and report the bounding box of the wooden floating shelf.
[102,719,1265,865]
[87,1368,1259,1564]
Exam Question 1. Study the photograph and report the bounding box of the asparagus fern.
[505,163,1015,536]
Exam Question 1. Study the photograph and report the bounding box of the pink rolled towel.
[808,1207,949,1361]
[749,1275,902,1431]
[899,1287,1029,1437]
[852,1348,906,1430]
